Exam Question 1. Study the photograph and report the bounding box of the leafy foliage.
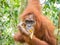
[0,0,59,45]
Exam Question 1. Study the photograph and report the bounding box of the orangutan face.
[17,14,36,38]
[24,14,36,30]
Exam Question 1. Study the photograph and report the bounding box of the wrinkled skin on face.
[24,14,36,32]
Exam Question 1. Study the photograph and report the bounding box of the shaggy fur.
[14,0,56,45]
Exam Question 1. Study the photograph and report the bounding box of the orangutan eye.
[25,20,35,24]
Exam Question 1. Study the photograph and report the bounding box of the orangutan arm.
[26,34,56,45]
[27,36,49,45]
[14,31,25,43]
[31,34,56,45]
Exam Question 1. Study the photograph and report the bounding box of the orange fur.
[14,0,56,45]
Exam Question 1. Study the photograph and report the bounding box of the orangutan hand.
[17,22,30,36]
